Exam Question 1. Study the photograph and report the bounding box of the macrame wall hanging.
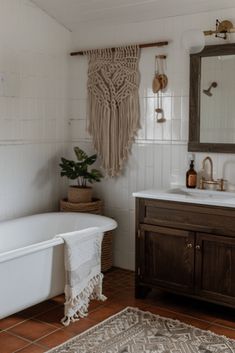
[85,45,140,177]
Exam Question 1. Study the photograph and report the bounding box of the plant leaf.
[85,154,97,165]
[74,147,88,161]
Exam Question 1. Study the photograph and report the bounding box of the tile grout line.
[2,330,34,345]
[0,317,30,332]
[32,327,62,349]
[1,303,63,333]
[10,326,61,353]
[13,340,47,353]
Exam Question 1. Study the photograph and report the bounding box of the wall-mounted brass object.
[204,19,235,40]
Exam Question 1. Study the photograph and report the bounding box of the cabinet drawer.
[139,199,235,236]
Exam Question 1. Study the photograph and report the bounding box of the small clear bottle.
[186,160,197,188]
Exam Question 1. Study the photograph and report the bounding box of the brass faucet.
[199,156,226,191]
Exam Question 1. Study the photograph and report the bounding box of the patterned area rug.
[47,307,235,353]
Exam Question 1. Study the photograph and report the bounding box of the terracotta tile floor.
[1,267,235,352]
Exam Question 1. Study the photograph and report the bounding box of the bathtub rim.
[0,212,117,264]
[0,238,64,264]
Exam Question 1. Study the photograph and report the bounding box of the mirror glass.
[200,54,235,144]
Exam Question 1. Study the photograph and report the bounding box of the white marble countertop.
[133,187,235,208]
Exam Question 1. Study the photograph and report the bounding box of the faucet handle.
[199,177,204,189]
[217,178,227,191]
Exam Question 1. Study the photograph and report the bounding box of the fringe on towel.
[61,273,107,326]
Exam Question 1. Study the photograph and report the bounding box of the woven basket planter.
[60,198,103,214]
[100,231,113,272]
[60,198,112,272]
[67,186,92,203]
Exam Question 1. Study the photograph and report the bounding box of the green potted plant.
[60,147,103,203]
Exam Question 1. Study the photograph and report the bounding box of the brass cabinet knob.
[186,243,193,249]
[196,244,201,250]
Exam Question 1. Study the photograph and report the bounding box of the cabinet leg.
[135,283,151,299]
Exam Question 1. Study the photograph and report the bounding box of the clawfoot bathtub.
[0,212,117,319]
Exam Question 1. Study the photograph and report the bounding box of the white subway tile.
[172,119,181,140]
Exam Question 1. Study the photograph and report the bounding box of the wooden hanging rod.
[155,55,167,59]
[70,41,169,56]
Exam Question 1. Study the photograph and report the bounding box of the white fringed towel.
[56,227,107,326]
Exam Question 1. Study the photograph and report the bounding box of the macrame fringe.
[88,94,140,177]
[61,273,106,327]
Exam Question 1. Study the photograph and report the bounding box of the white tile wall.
[0,0,71,221]
[70,7,235,270]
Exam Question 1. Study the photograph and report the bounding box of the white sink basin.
[167,187,235,200]
[133,187,235,208]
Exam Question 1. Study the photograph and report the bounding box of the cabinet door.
[195,233,235,305]
[139,224,195,293]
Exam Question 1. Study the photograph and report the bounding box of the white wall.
[70,7,235,270]
[0,0,71,221]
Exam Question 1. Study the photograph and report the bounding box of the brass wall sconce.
[204,19,235,40]
[182,19,235,54]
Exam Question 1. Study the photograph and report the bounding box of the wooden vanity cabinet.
[135,198,235,307]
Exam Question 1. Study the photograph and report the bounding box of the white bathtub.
[0,212,117,319]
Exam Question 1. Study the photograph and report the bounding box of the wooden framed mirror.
[188,43,235,153]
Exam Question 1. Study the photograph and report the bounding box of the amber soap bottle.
[186,160,197,188]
